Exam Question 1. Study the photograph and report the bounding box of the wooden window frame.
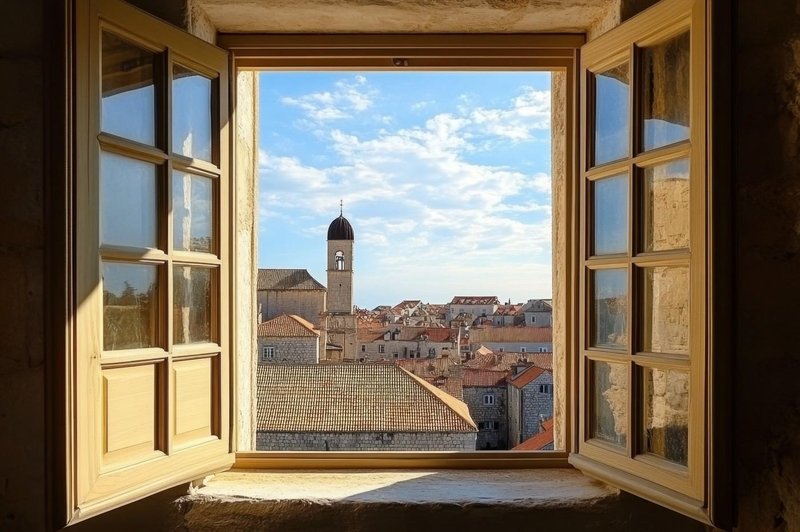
[220,33,582,469]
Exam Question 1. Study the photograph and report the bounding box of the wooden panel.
[102,364,160,466]
[173,357,215,448]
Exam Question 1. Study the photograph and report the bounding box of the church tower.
[322,205,357,361]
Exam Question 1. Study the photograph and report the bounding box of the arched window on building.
[335,250,345,270]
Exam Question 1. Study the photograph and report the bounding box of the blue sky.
[258,72,553,309]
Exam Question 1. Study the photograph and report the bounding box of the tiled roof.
[392,300,421,311]
[257,268,325,291]
[257,314,319,338]
[462,368,509,387]
[465,351,553,372]
[357,326,458,343]
[450,296,500,305]
[512,419,554,450]
[469,326,553,344]
[395,357,464,398]
[509,366,551,389]
[256,364,476,433]
[493,305,521,316]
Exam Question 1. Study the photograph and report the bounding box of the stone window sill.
[175,469,704,530]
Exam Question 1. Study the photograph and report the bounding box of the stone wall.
[462,386,508,450]
[257,431,476,451]
[520,373,554,441]
[480,341,552,353]
[524,310,552,327]
[257,289,325,326]
[257,336,318,364]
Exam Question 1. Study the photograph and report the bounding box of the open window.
[67,0,232,524]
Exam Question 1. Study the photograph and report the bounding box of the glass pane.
[642,266,690,354]
[101,32,155,145]
[103,262,159,350]
[642,367,689,465]
[173,171,213,253]
[592,269,628,349]
[593,174,628,255]
[173,266,213,344]
[643,158,689,251]
[642,32,690,151]
[100,152,158,248]
[591,360,628,447]
[594,62,629,165]
[173,65,213,162]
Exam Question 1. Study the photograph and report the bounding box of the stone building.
[256,364,477,451]
[446,296,500,322]
[519,299,553,328]
[320,212,358,361]
[462,368,509,450]
[256,268,326,326]
[256,314,319,364]
[468,326,553,354]
[507,366,554,447]
[357,325,459,361]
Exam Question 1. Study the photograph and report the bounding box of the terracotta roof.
[395,358,464,399]
[450,296,500,305]
[392,300,421,311]
[462,368,509,387]
[257,268,325,291]
[469,326,553,344]
[512,419,554,450]
[357,326,458,343]
[493,305,521,316]
[256,364,476,433]
[509,366,551,389]
[465,351,553,372]
[257,314,319,338]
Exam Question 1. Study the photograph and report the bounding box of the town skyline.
[258,71,553,309]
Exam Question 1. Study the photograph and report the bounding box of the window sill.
[174,469,704,530]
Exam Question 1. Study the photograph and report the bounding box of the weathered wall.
[462,386,508,449]
[256,336,318,364]
[731,1,800,530]
[521,373,554,441]
[258,289,325,326]
[0,1,45,530]
[257,431,476,451]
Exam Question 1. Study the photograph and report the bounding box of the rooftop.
[450,296,501,306]
[512,419,555,450]
[256,364,476,433]
[509,366,551,389]
[462,368,509,387]
[257,314,319,338]
[257,268,326,291]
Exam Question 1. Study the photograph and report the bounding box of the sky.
[258,72,553,309]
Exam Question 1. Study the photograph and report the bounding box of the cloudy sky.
[258,72,552,309]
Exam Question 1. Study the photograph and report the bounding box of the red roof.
[450,296,500,305]
[508,365,550,389]
[512,419,554,450]
[462,368,508,387]
[257,314,319,338]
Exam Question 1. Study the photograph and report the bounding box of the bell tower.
[322,203,357,360]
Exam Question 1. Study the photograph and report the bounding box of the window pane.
[591,360,628,447]
[593,62,629,165]
[173,171,213,253]
[100,152,158,248]
[101,32,155,145]
[642,367,689,465]
[643,158,689,252]
[641,266,689,354]
[592,268,628,349]
[173,266,213,344]
[173,65,213,162]
[642,32,690,151]
[593,174,628,255]
[103,262,159,350]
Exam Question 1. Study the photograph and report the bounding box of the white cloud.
[281,76,377,123]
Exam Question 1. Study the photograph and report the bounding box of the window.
[539,347,547,353]
[335,250,346,270]
[483,394,496,406]
[261,346,276,362]
[530,316,536,323]
[521,347,527,353]
[69,0,232,522]
[378,344,385,354]
[479,421,500,431]
[428,347,436,356]
[538,384,552,394]
[361,344,366,352]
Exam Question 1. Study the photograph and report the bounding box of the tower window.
[335,250,345,270]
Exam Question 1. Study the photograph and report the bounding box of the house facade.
[256,268,326,326]
[256,314,320,364]
[461,369,509,450]
[508,366,554,447]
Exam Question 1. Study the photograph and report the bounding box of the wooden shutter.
[68,0,232,523]
[570,0,728,526]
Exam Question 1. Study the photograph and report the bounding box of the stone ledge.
[172,469,702,531]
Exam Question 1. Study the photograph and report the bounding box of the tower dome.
[327,214,354,240]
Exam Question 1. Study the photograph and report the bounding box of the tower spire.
[340,199,343,217]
